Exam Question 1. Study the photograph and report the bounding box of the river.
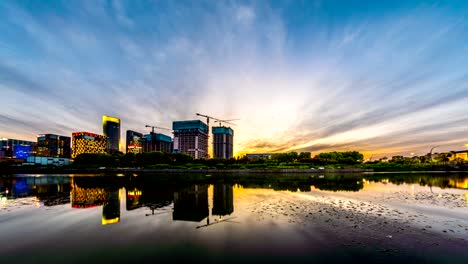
[1,173,467,263]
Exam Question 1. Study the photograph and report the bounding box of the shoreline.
[1,182,467,264]
[3,167,468,175]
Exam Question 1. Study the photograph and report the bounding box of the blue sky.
[1,0,468,157]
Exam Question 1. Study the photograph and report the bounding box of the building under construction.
[212,126,234,159]
[142,133,173,153]
[172,120,208,159]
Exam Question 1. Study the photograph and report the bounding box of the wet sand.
[246,184,468,263]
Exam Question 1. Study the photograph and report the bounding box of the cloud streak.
[0,0,467,157]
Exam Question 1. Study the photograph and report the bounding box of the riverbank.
[4,167,468,176]
[1,167,374,175]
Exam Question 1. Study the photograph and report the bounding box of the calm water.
[1,173,467,263]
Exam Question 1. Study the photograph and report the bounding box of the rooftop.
[173,120,208,133]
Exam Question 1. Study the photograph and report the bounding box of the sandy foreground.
[242,183,468,263]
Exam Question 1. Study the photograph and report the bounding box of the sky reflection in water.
[1,173,467,264]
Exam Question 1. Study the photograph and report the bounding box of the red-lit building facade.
[71,132,107,158]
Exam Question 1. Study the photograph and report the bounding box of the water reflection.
[71,181,106,208]
[212,184,234,217]
[173,185,209,222]
[0,176,71,205]
[102,189,120,225]
[126,188,142,211]
[69,177,122,225]
[1,173,467,226]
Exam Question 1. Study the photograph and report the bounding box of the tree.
[314,151,364,165]
[121,153,136,167]
[271,152,299,163]
[298,152,311,159]
[435,153,450,165]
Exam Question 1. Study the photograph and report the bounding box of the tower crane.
[429,145,439,161]
[196,113,215,135]
[195,113,239,134]
[215,118,239,127]
[195,113,239,159]
[145,125,170,134]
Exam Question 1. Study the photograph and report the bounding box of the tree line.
[71,150,365,168]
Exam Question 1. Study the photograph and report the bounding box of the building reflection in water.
[449,178,468,189]
[70,178,121,225]
[0,176,71,205]
[173,184,209,222]
[71,182,106,208]
[102,189,120,225]
[126,188,142,211]
[138,184,173,215]
[212,184,234,217]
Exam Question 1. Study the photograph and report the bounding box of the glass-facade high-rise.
[103,116,121,154]
[36,134,71,158]
[212,126,234,159]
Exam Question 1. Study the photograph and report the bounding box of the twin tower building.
[72,116,234,159]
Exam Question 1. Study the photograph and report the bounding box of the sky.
[1,0,468,158]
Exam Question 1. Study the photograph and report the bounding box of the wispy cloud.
[0,0,467,157]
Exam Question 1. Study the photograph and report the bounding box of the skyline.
[1,0,468,158]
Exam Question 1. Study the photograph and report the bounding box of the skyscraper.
[173,120,208,159]
[102,116,121,154]
[126,130,143,154]
[36,134,71,158]
[212,126,234,159]
[71,132,107,158]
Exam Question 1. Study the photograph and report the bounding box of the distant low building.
[450,150,468,161]
[26,156,72,166]
[0,137,35,158]
[245,153,272,159]
[15,144,33,160]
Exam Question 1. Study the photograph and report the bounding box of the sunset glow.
[1,1,468,158]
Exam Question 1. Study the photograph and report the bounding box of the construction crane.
[429,145,439,161]
[145,125,170,134]
[196,113,239,159]
[195,113,239,134]
[215,118,239,127]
